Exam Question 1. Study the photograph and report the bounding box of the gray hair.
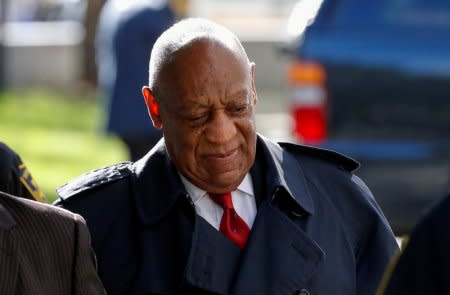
[148,18,250,96]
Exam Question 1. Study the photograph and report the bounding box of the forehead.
[158,39,250,105]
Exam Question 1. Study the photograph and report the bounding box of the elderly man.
[0,191,105,294]
[55,18,398,295]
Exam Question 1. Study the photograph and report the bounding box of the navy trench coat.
[55,135,398,295]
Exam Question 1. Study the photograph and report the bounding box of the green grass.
[0,88,128,202]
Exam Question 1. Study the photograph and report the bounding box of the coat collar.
[256,135,314,215]
[132,134,314,226]
[131,140,187,226]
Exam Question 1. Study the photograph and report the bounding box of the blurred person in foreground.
[377,192,450,295]
[0,191,105,294]
[0,142,45,201]
[55,18,398,295]
[96,0,189,161]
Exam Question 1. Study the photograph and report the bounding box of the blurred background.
[0,0,448,235]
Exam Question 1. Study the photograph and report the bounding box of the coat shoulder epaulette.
[57,162,133,201]
[279,141,360,172]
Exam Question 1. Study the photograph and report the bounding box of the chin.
[205,170,246,192]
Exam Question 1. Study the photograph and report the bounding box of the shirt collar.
[131,135,314,227]
[237,173,254,196]
[179,173,254,204]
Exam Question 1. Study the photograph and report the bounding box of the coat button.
[295,289,310,295]
[290,210,304,218]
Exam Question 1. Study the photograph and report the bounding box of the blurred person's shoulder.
[0,142,18,181]
[0,142,46,202]
[0,191,84,231]
[416,192,450,231]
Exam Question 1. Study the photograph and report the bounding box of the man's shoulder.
[0,191,79,230]
[276,140,360,172]
[56,161,133,203]
[54,162,136,248]
[276,141,372,203]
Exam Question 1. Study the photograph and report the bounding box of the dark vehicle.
[284,0,450,234]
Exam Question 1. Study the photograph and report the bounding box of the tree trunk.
[0,0,7,89]
[82,0,106,88]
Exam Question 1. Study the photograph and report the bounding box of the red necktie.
[209,192,250,249]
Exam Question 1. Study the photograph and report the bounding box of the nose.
[204,110,237,144]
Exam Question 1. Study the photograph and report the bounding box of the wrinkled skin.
[143,38,258,193]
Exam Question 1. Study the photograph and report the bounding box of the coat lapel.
[232,201,324,295]
[185,214,241,295]
[228,136,325,295]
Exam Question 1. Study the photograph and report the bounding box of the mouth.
[206,147,239,161]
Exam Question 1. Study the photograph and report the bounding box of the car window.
[314,0,450,28]
[388,0,450,26]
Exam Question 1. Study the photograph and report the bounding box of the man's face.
[157,40,257,193]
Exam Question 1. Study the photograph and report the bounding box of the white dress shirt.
[179,173,257,230]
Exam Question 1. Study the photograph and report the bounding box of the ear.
[249,62,258,106]
[142,86,163,129]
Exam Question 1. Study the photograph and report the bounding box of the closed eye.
[186,112,209,125]
[231,104,250,115]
